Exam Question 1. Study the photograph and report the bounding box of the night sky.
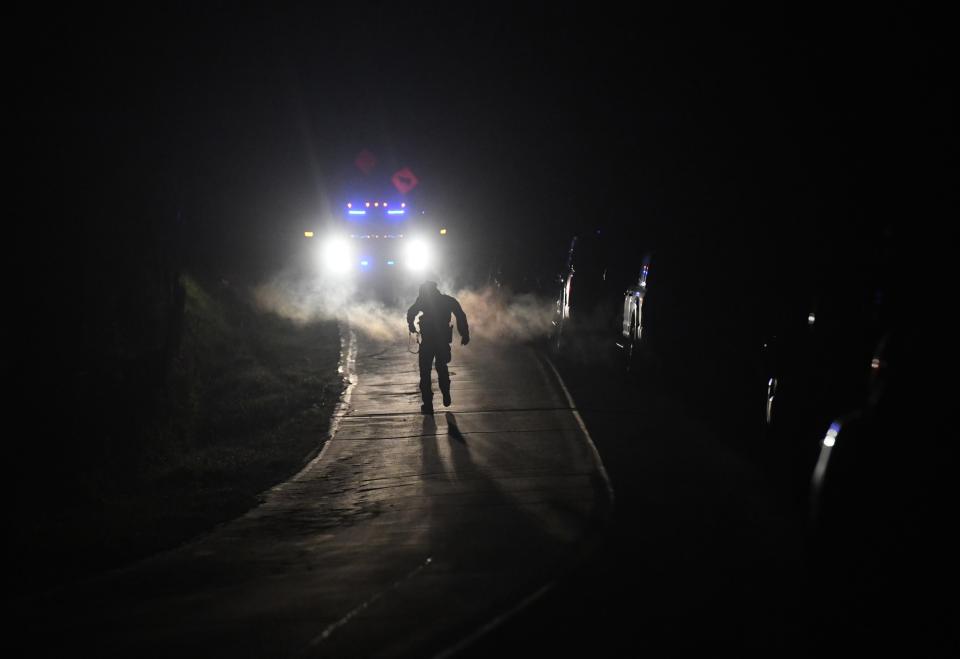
[21,6,951,253]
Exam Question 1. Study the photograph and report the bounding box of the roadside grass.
[11,272,343,596]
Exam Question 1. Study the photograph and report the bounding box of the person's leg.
[436,343,451,407]
[419,345,435,412]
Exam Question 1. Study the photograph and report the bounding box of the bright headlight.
[320,237,353,274]
[404,238,432,272]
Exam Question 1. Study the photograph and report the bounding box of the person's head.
[419,280,439,298]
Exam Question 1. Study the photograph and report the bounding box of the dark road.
[459,346,952,657]
[16,323,952,657]
[460,351,808,656]
[20,329,612,658]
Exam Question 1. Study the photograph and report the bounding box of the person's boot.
[439,375,452,407]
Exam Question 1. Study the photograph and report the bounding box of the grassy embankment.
[12,272,343,595]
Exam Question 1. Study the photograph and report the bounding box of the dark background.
[20,3,948,428]
[18,4,951,273]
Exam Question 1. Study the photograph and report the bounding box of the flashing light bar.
[349,210,367,215]
[349,201,408,206]
[387,210,405,215]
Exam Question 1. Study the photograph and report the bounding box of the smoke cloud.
[250,267,555,344]
[453,285,554,342]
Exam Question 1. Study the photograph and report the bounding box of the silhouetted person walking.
[407,281,469,414]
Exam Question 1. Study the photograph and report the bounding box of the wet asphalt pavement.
[18,329,611,658]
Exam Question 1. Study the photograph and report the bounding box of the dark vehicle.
[617,254,651,371]
[802,322,948,652]
[808,328,901,534]
[549,230,652,367]
[757,221,898,513]
[745,217,952,650]
[551,232,610,351]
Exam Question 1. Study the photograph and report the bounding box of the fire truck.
[303,198,450,299]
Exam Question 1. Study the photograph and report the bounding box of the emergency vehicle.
[303,199,450,297]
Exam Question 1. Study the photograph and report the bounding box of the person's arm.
[452,299,469,344]
[407,299,422,333]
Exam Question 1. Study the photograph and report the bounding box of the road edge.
[428,347,616,659]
